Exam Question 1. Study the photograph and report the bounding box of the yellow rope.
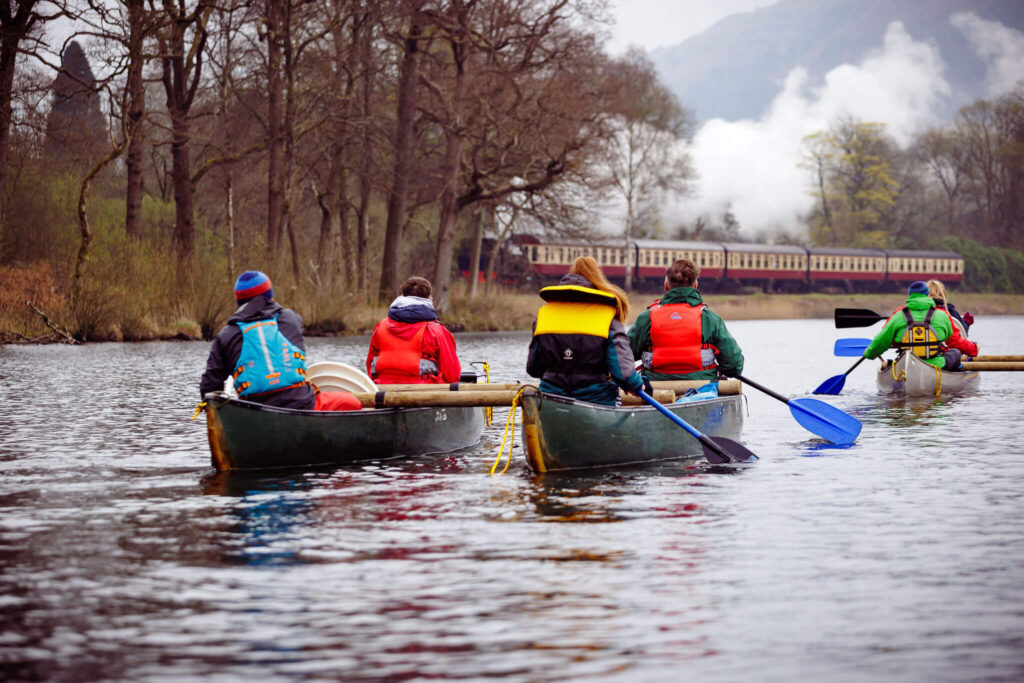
[483,362,492,426]
[191,402,207,421]
[490,386,527,476]
[934,363,942,395]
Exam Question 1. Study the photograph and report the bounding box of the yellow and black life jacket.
[531,285,617,392]
[897,307,942,359]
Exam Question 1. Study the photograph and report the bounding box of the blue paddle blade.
[812,374,846,395]
[834,338,871,357]
[788,397,862,445]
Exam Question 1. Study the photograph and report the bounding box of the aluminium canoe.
[518,390,744,472]
[203,392,484,471]
[876,351,980,396]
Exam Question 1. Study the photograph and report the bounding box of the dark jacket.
[526,273,643,405]
[199,296,316,409]
[628,286,744,380]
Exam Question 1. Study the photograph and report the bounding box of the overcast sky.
[607,0,782,54]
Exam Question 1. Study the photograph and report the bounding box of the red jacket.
[936,304,978,356]
[367,316,461,384]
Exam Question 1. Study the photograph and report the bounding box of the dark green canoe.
[519,391,744,472]
[203,393,485,471]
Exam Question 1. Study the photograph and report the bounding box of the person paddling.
[366,276,462,385]
[199,271,361,410]
[926,279,978,359]
[526,257,649,405]
[863,280,961,370]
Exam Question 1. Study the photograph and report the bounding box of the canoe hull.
[876,352,981,396]
[204,394,484,471]
[519,392,744,472]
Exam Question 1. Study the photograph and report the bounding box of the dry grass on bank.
[0,263,69,341]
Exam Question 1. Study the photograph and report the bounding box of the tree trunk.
[379,5,424,302]
[170,109,195,266]
[265,0,284,259]
[467,206,483,298]
[0,1,37,249]
[356,7,373,296]
[124,0,146,240]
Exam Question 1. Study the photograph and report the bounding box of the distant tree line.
[0,0,694,338]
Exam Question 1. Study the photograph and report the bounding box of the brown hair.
[400,276,432,298]
[925,279,948,307]
[569,256,629,323]
[666,258,699,288]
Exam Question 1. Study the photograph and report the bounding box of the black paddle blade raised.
[700,435,759,464]
[834,307,886,329]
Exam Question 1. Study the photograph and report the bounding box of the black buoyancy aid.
[648,302,718,374]
[897,307,942,359]
[532,284,617,391]
[233,316,309,397]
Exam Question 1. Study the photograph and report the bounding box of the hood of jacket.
[557,273,595,289]
[383,296,439,338]
[659,286,703,306]
[903,292,936,312]
[228,296,282,324]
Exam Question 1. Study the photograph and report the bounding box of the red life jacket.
[372,321,436,384]
[649,302,719,374]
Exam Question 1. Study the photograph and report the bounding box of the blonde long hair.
[569,256,629,323]
[926,279,949,307]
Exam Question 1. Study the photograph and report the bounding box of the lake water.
[2,316,1024,681]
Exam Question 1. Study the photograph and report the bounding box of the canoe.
[518,389,744,472]
[202,393,484,471]
[876,351,980,396]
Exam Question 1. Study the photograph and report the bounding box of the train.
[466,236,964,293]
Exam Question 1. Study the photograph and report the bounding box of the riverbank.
[2,261,1021,343]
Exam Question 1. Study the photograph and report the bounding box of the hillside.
[650,0,1024,122]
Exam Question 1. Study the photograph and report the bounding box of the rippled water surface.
[2,317,1024,681]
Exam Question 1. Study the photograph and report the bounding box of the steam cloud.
[671,13,1024,239]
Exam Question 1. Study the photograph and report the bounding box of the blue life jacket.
[233,315,308,398]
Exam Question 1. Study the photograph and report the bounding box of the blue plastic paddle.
[738,376,862,445]
[834,338,871,357]
[813,357,866,395]
[637,390,758,464]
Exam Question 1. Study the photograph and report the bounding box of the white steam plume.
[951,11,1024,97]
[672,21,950,237]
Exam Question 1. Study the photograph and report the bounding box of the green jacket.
[863,293,952,368]
[628,287,744,380]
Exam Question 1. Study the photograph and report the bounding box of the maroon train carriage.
[884,249,964,286]
[807,247,888,292]
[721,243,809,291]
[632,239,726,284]
[524,241,633,281]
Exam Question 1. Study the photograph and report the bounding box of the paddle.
[738,375,862,445]
[813,357,866,395]
[637,389,758,465]
[834,338,872,357]
[835,308,887,328]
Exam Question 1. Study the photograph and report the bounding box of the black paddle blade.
[701,436,759,464]
[835,307,886,329]
[812,374,846,395]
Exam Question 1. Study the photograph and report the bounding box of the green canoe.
[519,390,744,472]
[203,393,485,471]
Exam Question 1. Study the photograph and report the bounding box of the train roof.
[721,242,808,255]
[884,249,962,258]
[633,239,725,252]
[807,246,887,257]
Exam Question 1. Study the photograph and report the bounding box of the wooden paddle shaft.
[961,361,1024,371]
[651,379,741,395]
[353,388,677,408]
[971,355,1024,363]
[376,379,740,395]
